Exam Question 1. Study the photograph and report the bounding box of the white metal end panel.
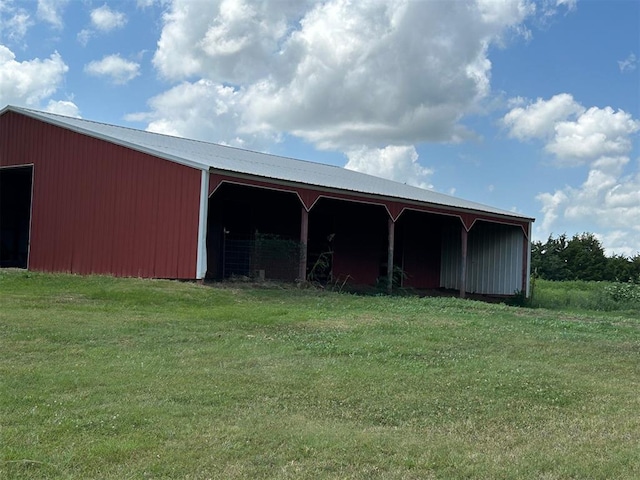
[196,169,209,279]
[466,223,523,295]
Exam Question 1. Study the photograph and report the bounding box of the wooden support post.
[387,217,395,295]
[299,207,309,282]
[460,227,468,299]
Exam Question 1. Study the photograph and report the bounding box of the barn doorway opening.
[207,183,302,281]
[308,198,388,286]
[394,211,459,289]
[1,165,33,268]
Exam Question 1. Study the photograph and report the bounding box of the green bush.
[604,281,640,304]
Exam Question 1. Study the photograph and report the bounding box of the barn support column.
[387,217,395,294]
[196,169,210,280]
[460,226,468,298]
[299,207,309,282]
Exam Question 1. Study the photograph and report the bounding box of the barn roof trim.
[2,105,533,222]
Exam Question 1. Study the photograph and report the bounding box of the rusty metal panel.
[0,111,201,279]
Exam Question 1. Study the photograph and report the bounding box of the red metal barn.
[0,106,534,297]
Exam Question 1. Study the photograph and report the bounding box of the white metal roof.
[3,105,533,221]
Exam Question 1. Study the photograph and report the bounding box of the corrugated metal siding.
[440,222,524,295]
[440,225,462,290]
[0,111,201,278]
[466,222,523,295]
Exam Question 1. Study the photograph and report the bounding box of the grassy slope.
[1,270,639,479]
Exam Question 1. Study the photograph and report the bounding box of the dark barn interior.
[395,210,459,289]
[206,182,395,285]
[308,198,388,286]
[204,180,468,290]
[0,166,32,268]
[207,183,302,281]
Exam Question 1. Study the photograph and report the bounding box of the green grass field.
[1,270,639,479]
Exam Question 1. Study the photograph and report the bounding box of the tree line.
[531,233,640,282]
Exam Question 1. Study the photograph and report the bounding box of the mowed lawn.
[1,271,639,479]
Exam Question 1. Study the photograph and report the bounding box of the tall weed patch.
[531,278,640,312]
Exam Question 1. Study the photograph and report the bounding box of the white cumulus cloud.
[239,0,525,149]
[345,146,434,189]
[127,79,279,149]
[45,99,80,117]
[597,228,640,258]
[504,94,640,255]
[503,94,639,166]
[618,52,637,73]
[536,165,640,256]
[84,54,141,85]
[0,45,68,107]
[502,93,584,140]
[37,0,68,29]
[78,4,128,44]
[0,2,33,42]
[546,106,639,164]
[77,29,91,46]
[153,0,311,83]
[138,0,562,186]
[90,4,127,32]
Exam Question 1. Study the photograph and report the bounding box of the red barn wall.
[0,111,201,278]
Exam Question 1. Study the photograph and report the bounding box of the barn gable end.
[0,110,201,278]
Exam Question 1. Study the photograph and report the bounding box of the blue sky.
[1,0,639,256]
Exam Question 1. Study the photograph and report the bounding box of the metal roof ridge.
[5,105,350,171]
[3,105,213,171]
[2,105,534,222]
[8,105,189,142]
